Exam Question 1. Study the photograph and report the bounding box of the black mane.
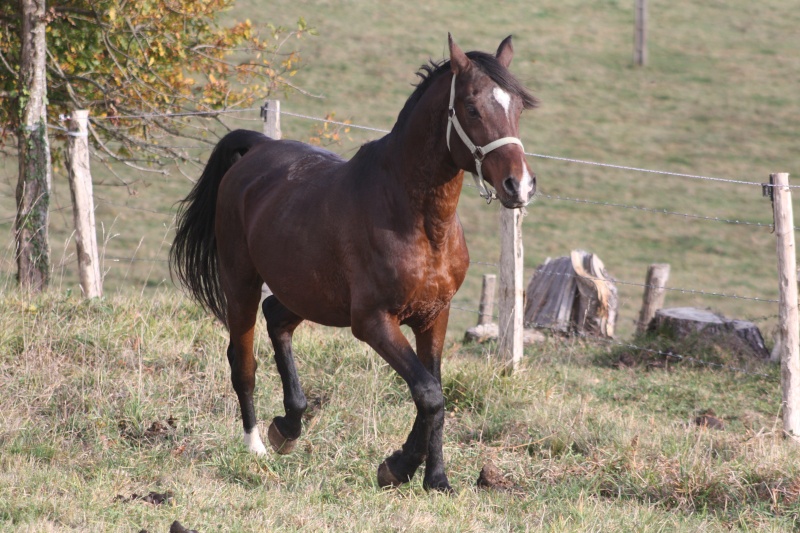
[393,50,539,131]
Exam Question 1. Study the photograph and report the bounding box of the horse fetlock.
[243,426,268,455]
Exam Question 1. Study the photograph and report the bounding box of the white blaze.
[492,87,512,119]
[520,164,534,202]
[244,426,268,455]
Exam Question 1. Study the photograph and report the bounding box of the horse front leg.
[262,295,306,454]
[351,312,447,491]
[413,306,451,491]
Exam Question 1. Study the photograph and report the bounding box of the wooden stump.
[524,250,617,337]
[648,307,770,359]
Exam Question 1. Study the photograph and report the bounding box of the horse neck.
[386,74,463,227]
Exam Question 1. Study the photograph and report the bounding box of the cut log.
[648,307,770,359]
[524,250,617,337]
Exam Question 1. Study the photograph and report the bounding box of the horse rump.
[169,130,269,327]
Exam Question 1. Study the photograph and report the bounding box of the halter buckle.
[473,146,486,162]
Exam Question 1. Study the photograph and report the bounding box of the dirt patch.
[119,415,179,443]
[115,490,174,505]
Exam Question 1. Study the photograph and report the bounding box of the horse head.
[446,34,538,208]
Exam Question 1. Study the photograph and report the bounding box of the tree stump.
[523,250,617,337]
[648,307,770,359]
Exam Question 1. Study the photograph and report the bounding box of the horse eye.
[465,104,480,119]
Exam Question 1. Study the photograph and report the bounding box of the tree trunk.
[15,0,52,292]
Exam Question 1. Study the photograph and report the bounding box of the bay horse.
[170,34,538,491]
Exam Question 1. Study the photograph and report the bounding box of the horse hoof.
[267,420,297,455]
[377,461,403,488]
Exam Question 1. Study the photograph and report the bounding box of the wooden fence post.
[498,208,524,373]
[772,172,800,440]
[634,0,648,66]
[636,263,670,334]
[262,100,281,140]
[67,110,102,298]
[260,100,281,301]
[478,274,497,326]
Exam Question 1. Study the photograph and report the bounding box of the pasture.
[1,292,798,531]
[2,0,800,530]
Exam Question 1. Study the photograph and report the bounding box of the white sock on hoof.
[244,426,268,455]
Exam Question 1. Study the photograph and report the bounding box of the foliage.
[0,0,314,166]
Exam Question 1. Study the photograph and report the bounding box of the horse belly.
[261,259,353,328]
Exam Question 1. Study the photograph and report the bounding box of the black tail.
[169,129,269,327]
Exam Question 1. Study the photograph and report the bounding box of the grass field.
[1,292,799,531]
[2,0,800,529]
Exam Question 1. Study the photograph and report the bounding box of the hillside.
[1,0,799,339]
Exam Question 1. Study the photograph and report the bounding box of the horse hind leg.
[225,277,268,455]
[262,295,307,454]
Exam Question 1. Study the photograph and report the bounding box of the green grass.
[1,291,799,531]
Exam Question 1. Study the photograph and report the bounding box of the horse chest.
[394,246,467,330]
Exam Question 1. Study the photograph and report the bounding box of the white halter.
[446,73,525,203]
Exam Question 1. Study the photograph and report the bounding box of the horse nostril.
[502,176,518,196]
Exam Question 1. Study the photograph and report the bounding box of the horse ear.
[496,35,514,68]
[448,33,471,74]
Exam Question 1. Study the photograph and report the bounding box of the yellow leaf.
[148,56,154,66]
[209,73,217,83]
[109,7,116,21]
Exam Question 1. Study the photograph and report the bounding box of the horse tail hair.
[169,129,268,327]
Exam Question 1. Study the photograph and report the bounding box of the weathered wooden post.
[66,110,102,298]
[478,274,497,326]
[498,208,524,373]
[636,263,670,334]
[771,172,800,440]
[634,0,648,66]
[262,99,281,140]
[260,100,281,300]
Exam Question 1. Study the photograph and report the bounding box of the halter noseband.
[446,73,524,204]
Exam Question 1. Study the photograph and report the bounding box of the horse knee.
[413,379,444,417]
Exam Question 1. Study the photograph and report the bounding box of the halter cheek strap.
[446,73,524,203]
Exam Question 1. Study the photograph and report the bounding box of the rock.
[464,323,545,345]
